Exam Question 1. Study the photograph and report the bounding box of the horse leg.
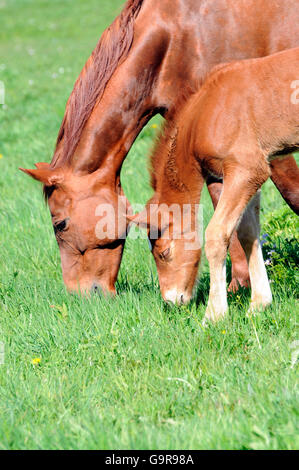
[270,155,299,215]
[206,176,250,291]
[237,191,272,313]
[204,161,269,322]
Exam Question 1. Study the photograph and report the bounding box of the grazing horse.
[130,47,299,321]
[21,0,299,295]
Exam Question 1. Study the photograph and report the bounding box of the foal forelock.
[50,0,145,169]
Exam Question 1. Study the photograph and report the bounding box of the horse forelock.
[50,0,145,169]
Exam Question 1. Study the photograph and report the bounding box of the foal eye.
[159,248,171,260]
[54,219,68,233]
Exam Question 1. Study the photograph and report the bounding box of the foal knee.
[205,228,228,264]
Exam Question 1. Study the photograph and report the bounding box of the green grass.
[0,0,298,450]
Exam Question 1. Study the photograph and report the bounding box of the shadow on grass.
[116,275,159,296]
[116,264,252,317]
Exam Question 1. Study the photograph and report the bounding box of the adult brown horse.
[21,0,299,295]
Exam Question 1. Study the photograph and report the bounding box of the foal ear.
[34,162,51,170]
[127,209,149,229]
[19,164,64,186]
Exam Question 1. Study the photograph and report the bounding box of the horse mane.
[50,0,145,169]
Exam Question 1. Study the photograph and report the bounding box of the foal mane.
[150,121,180,191]
[150,87,197,193]
[50,0,145,169]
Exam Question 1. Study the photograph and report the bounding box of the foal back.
[189,47,299,172]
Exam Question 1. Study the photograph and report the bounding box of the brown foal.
[20,0,299,295]
[131,47,299,321]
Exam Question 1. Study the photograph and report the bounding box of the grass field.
[0,0,298,450]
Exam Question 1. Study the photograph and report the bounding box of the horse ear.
[19,165,64,186]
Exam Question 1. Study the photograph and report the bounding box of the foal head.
[130,198,202,305]
[20,164,129,295]
[129,104,203,305]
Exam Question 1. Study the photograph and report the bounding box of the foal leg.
[207,176,250,291]
[204,162,269,322]
[237,191,272,313]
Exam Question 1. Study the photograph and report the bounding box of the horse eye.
[159,248,170,260]
[54,219,68,233]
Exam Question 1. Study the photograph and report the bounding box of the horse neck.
[66,78,156,179]
[51,0,299,180]
[51,0,206,179]
[53,2,173,178]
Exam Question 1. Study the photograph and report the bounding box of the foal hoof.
[203,305,227,324]
[246,299,272,317]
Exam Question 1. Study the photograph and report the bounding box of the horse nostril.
[163,289,186,305]
[91,283,101,294]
